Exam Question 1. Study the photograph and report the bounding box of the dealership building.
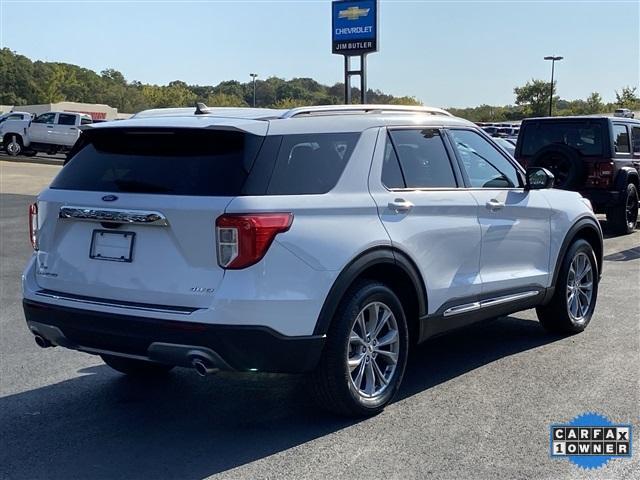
[0,101,131,120]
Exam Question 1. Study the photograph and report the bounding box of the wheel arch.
[3,132,23,144]
[546,216,603,304]
[614,167,639,191]
[313,246,427,344]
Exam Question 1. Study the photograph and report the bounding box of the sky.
[0,0,638,108]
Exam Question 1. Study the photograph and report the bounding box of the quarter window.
[613,124,630,154]
[388,129,457,188]
[266,133,360,195]
[449,129,520,188]
[632,127,640,154]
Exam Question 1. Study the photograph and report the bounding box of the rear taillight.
[216,213,293,269]
[29,202,38,250]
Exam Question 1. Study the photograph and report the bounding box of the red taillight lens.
[216,213,293,269]
[29,202,38,250]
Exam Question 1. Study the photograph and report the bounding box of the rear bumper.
[23,299,325,373]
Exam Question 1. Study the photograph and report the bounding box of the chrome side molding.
[443,290,540,317]
[59,206,168,226]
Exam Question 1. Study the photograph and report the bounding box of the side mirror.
[526,167,555,190]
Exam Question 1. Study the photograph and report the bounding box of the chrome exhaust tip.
[34,334,52,348]
[192,358,216,377]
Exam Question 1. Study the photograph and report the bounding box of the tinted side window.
[632,127,640,154]
[613,124,630,153]
[33,113,56,124]
[267,133,359,195]
[382,137,405,189]
[80,117,93,125]
[57,114,76,125]
[449,129,520,188]
[388,129,456,188]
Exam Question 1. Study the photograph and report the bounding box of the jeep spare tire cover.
[529,144,584,190]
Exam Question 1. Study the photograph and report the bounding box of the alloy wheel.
[566,252,594,324]
[347,301,400,398]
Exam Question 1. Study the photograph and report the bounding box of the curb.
[0,155,64,166]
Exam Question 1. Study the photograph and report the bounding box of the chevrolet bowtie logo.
[339,6,370,21]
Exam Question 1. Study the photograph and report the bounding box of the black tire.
[606,183,639,235]
[101,354,174,376]
[529,145,584,190]
[3,134,23,156]
[537,239,599,334]
[310,280,409,417]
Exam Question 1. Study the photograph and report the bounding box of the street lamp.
[249,73,258,107]
[543,56,563,116]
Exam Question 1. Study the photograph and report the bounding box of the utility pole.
[249,73,258,107]
[544,56,563,116]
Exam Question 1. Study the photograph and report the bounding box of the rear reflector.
[216,213,293,269]
[29,202,38,250]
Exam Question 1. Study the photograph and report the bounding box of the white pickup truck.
[1,111,92,156]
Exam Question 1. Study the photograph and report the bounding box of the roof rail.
[281,104,453,118]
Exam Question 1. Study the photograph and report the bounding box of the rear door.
[368,127,483,315]
[29,112,57,144]
[447,127,552,294]
[34,126,266,309]
[55,113,79,146]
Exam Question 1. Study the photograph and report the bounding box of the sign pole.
[360,54,367,104]
[344,56,352,104]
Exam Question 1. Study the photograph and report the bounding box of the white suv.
[23,105,603,416]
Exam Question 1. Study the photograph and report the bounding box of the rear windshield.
[520,121,604,156]
[51,129,264,196]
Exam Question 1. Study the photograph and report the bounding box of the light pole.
[249,73,258,107]
[544,56,563,116]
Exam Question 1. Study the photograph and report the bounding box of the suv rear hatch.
[34,125,266,309]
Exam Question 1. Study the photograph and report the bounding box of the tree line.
[0,48,420,113]
[1,48,638,120]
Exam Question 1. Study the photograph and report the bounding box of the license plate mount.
[90,230,135,262]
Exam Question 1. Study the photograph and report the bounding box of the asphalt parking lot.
[0,160,638,480]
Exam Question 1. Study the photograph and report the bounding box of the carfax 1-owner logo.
[550,413,633,470]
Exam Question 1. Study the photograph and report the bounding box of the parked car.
[23,105,603,417]
[614,108,635,119]
[1,111,92,156]
[515,116,640,234]
[0,111,33,153]
[493,137,516,156]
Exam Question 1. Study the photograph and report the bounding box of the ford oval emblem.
[102,195,118,202]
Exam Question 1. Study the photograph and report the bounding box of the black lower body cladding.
[23,300,325,373]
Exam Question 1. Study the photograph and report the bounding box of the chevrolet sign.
[332,0,378,55]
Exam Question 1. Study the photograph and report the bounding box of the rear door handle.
[485,199,505,211]
[388,198,413,213]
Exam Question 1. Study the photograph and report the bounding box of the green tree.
[585,92,604,114]
[615,86,639,108]
[514,79,555,117]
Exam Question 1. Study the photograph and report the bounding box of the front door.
[29,112,57,144]
[447,128,552,294]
